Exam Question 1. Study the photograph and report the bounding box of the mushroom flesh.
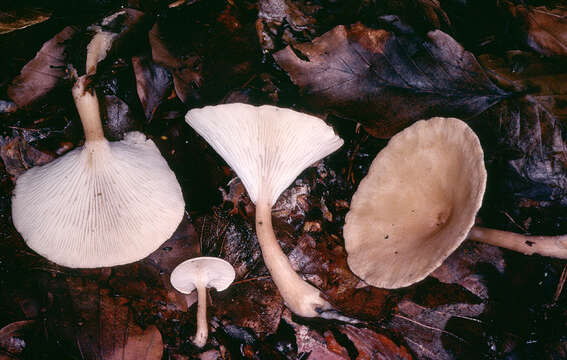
[170,257,235,347]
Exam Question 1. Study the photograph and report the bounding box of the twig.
[553,264,567,305]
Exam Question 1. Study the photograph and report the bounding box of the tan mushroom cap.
[11,131,185,268]
[343,117,487,289]
[170,257,236,294]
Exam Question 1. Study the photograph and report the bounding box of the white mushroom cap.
[185,103,344,205]
[11,79,185,268]
[170,257,236,293]
[343,117,487,288]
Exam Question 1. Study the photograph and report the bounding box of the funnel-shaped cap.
[186,103,344,205]
[343,117,486,288]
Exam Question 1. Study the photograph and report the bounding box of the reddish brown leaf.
[7,26,76,108]
[64,279,163,360]
[274,23,506,138]
[339,325,412,360]
[505,2,567,57]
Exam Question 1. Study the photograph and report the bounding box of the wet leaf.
[149,0,260,104]
[0,320,35,357]
[478,51,567,203]
[0,136,54,178]
[274,23,507,138]
[7,26,77,108]
[0,7,51,35]
[62,279,163,360]
[132,55,173,121]
[339,325,413,360]
[505,2,567,57]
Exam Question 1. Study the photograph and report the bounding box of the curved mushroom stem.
[468,226,567,259]
[255,197,331,317]
[193,283,208,348]
[72,76,105,143]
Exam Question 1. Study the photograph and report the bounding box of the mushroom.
[11,75,185,267]
[343,117,567,289]
[185,103,344,317]
[170,257,235,347]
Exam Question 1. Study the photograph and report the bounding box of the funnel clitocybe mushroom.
[186,103,344,317]
[11,76,185,267]
[344,117,567,289]
[170,257,235,347]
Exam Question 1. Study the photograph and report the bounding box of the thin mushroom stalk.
[255,196,330,317]
[185,103,344,317]
[468,226,567,259]
[194,283,208,348]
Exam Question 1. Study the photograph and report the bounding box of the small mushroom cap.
[186,103,344,206]
[170,257,236,294]
[343,117,487,289]
[11,131,185,268]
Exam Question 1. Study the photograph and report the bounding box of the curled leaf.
[274,23,506,138]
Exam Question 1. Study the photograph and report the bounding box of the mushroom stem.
[193,283,208,348]
[468,226,567,259]
[255,197,331,317]
[72,76,105,143]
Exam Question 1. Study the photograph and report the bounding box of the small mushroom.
[186,103,344,317]
[343,117,567,289]
[170,257,235,348]
[11,76,185,267]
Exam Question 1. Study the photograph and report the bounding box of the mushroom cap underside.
[185,103,344,206]
[170,257,236,294]
[343,117,487,289]
[11,131,185,268]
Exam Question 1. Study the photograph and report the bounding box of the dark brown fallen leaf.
[62,278,163,360]
[504,2,567,57]
[132,55,173,121]
[431,240,505,300]
[0,320,35,358]
[7,26,76,108]
[274,23,507,138]
[478,51,567,202]
[0,7,51,35]
[149,0,260,105]
[0,136,54,178]
[388,299,487,360]
[213,279,285,336]
[100,94,142,140]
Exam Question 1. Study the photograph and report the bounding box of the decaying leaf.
[505,2,567,57]
[62,279,163,360]
[339,325,413,360]
[149,1,259,104]
[479,51,567,203]
[0,136,54,177]
[274,23,507,138]
[7,26,76,108]
[0,7,51,35]
[132,55,173,121]
[0,320,35,357]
